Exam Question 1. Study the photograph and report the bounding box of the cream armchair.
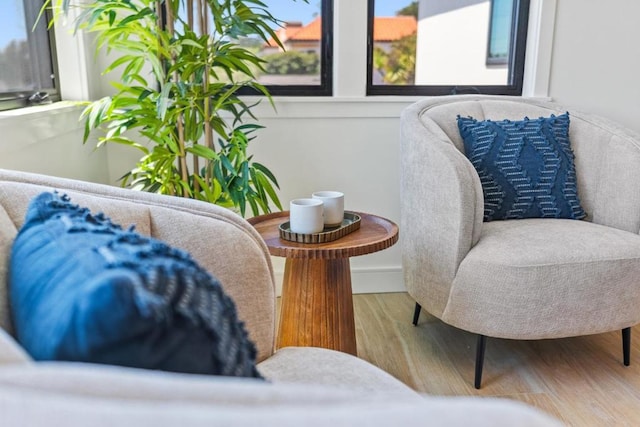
[400,95,640,388]
[0,168,559,425]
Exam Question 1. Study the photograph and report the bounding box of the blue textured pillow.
[9,192,261,378]
[457,112,586,222]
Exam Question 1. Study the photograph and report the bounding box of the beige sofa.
[0,169,559,426]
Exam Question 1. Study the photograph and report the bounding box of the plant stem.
[187,0,200,194]
[187,0,193,30]
[165,0,189,197]
[200,0,215,189]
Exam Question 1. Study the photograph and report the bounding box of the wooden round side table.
[248,211,398,355]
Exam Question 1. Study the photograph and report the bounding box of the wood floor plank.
[352,292,640,426]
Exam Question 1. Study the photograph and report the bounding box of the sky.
[1,1,27,48]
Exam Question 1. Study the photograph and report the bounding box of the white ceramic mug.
[312,191,344,227]
[289,198,324,234]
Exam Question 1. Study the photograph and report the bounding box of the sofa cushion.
[9,191,260,378]
[457,113,586,222]
[258,347,415,394]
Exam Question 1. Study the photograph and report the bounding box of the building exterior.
[414,0,510,85]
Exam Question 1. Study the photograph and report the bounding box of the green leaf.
[179,39,204,49]
[108,10,116,26]
[186,144,218,160]
[253,162,280,188]
[82,117,91,143]
[157,82,174,120]
[119,7,154,27]
[241,160,250,189]
[255,170,282,211]
[213,162,227,191]
[220,155,236,174]
[235,123,265,132]
[138,89,153,102]
[247,197,259,217]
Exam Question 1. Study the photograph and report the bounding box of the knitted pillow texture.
[9,191,261,378]
[457,112,586,222]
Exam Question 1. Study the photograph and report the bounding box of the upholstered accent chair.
[400,95,640,388]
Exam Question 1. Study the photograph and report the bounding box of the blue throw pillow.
[9,192,261,378]
[457,112,586,222]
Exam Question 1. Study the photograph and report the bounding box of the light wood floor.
[352,292,640,426]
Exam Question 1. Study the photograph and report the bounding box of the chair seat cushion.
[9,192,261,378]
[446,219,640,339]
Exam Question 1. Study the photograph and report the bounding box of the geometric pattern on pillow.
[457,112,586,222]
[9,192,262,378]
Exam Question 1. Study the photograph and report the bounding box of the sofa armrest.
[0,362,561,427]
[400,104,484,318]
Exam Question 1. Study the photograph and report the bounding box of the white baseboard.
[273,266,405,296]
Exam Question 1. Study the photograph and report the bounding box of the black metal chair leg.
[622,327,631,366]
[412,303,422,326]
[474,335,487,389]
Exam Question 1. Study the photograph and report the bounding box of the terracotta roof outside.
[265,21,304,47]
[374,16,417,42]
[287,16,322,41]
[265,16,416,47]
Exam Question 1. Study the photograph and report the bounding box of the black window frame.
[0,1,59,111]
[366,0,530,96]
[241,0,333,97]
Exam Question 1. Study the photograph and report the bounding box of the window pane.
[371,1,418,86]
[178,0,331,96]
[0,0,57,110]
[0,1,34,92]
[257,0,324,87]
[488,0,514,64]
[370,0,524,90]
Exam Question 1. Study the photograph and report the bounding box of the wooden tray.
[279,211,361,243]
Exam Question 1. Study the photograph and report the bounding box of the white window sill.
[0,101,84,120]
[246,95,552,119]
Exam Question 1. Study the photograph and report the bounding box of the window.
[367,0,530,96]
[245,0,333,96]
[0,1,58,111]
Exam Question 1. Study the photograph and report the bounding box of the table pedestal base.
[277,258,357,355]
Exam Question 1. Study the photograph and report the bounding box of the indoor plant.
[44,0,290,217]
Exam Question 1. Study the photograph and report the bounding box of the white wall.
[547,0,640,133]
[0,104,110,183]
